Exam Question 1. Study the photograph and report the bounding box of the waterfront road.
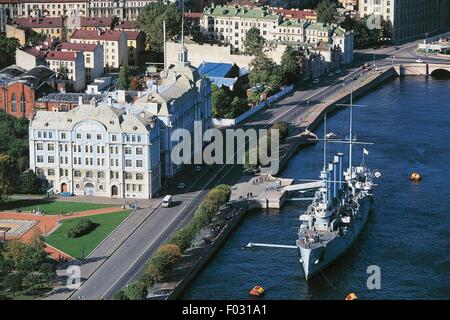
[61,40,450,300]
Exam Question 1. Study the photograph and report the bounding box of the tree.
[22,273,41,295]
[0,154,18,203]
[211,84,231,118]
[280,46,303,86]
[340,16,391,49]
[0,35,20,69]
[129,77,142,91]
[243,27,265,55]
[125,280,148,300]
[116,65,130,90]
[135,3,182,51]
[249,53,276,88]
[3,273,23,296]
[39,263,55,286]
[18,170,42,194]
[28,32,47,46]
[112,290,129,300]
[316,0,338,24]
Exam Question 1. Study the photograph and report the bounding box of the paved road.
[61,40,450,300]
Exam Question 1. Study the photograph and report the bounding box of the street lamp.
[373,48,376,67]
[425,32,429,58]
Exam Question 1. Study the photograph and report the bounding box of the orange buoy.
[249,286,265,296]
[410,172,422,182]
[345,293,358,300]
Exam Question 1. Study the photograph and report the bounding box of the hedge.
[67,219,98,238]
[117,184,232,299]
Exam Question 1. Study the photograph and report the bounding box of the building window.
[20,93,25,113]
[37,155,43,163]
[125,147,132,154]
[36,143,43,150]
[74,170,81,177]
[136,147,143,155]
[77,133,81,139]
[124,172,132,179]
[136,173,143,180]
[136,160,143,167]
[48,156,55,163]
[86,171,93,178]
[125,159,132,167]
[97,134,102,140]
[48,144,54,151]
[11,93,16,112]
[48,169,55,176]
[98,171,105,179]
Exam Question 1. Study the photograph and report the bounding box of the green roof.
[204,6,280,20]
[306,22,334,33]
[280,20,309,28]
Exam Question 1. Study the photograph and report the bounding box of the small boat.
[326,132,337,139]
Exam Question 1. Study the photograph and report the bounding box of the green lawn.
[45,210,131,259]
[0,199,116,215]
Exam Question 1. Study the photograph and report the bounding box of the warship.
[296,102,381,280]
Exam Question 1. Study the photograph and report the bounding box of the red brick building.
[0,65,55,119]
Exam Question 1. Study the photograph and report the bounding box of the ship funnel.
[337,152,344,192]
[333,154,339,200]
[327,161,334,207]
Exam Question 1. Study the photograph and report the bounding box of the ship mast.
[348,90,353,178]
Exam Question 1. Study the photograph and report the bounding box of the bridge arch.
[430,68,450,79]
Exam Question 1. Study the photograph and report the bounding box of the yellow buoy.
[345,293,358,300]
[410,172,422,182]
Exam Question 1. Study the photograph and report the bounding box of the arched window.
[98,171,105,179]
[74,170,81,177]
[20,93,25,113]
[11,93,16,112]
[86,171,93,178]
[48,169,55,176]
[136,173,143,180]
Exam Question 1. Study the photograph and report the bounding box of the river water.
[182,77,450,300]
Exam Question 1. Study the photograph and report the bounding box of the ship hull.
[297,196,372,280]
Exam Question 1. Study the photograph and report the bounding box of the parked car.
[177,182,186,190]
[334,69,342,74]
[313,78,320,84]
[416,59,425,63]
[194,165,202,172]
[328,72,334,77]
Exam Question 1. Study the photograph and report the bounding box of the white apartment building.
[18,0,89,17]
[124,0,157,20]
[133,47,212,177]
[58,42,104,82]
[89,0,124,18]
[70,29,128,70]
[358,0,449,42]
[29,99,161,199]
[46,50,86,92]
[201,5,282,52]
[201,5,354,64]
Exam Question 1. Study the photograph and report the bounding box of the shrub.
[112,290,129,300]
[144,244,181,281]
[125,280,147,300]
[271,121,289,142]
[67,219,98,238]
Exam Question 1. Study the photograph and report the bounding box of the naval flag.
[363,148,369,155]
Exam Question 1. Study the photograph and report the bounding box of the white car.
[177,182,186,190]
[194,165,202,172]
[328,73,334,77]
[416,59,424,63]
[313,78,320,84]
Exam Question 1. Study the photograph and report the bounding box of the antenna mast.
[349,90,353,177]
[323,113,327,170]
[181,0,184,46]
[163,20,167,71]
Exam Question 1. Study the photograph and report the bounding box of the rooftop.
[114,20,138,30]
[13,17,64,28]
[45,51,78,61]
[58,42,98,52]
[37,92,103,104]
[198,62,235,78]
[124,30,142,41]
[71,29,123,41]
[79,17,113,28]
[271,7,317,20]
[203,5,280,20]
